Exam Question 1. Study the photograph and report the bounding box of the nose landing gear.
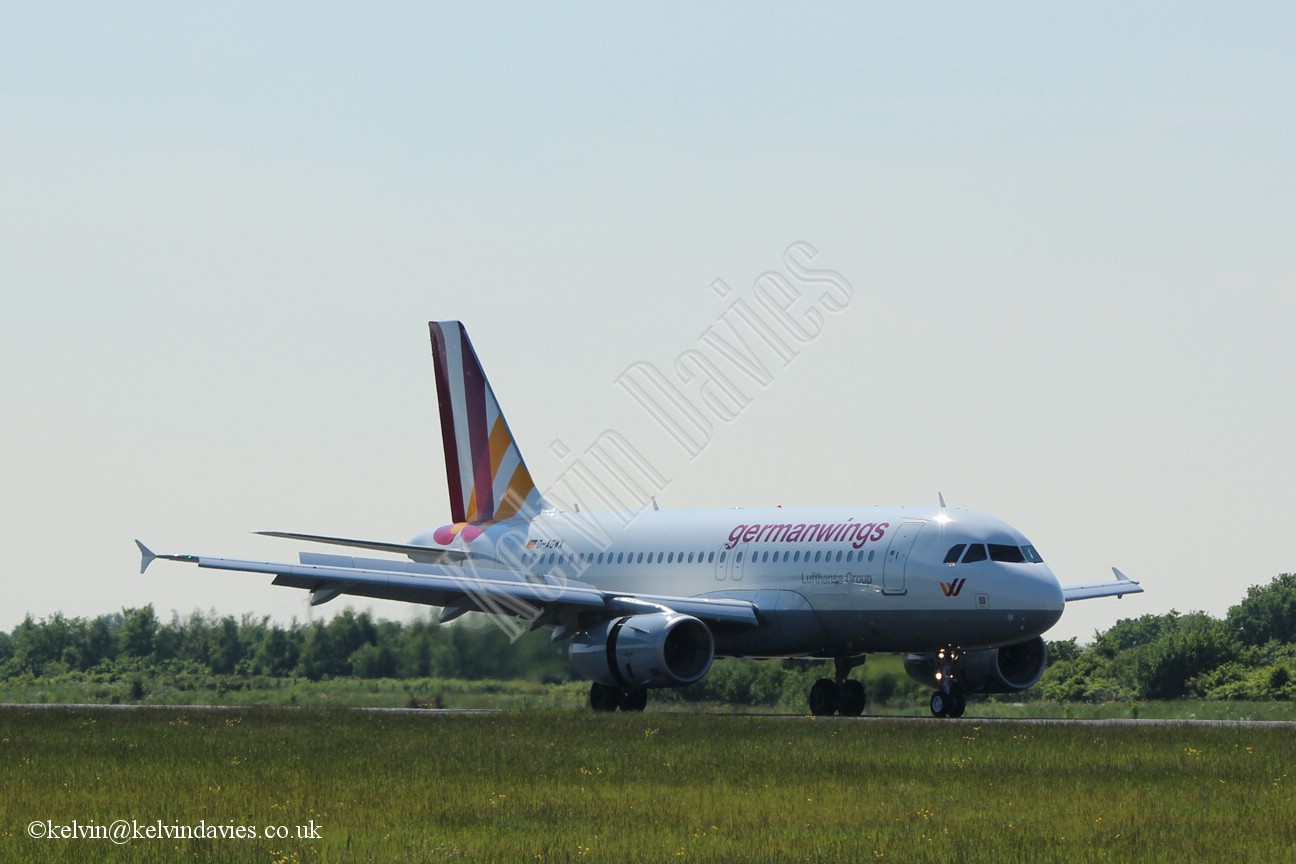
[807,655,867,717]
[929,689,966,718]
[929,647,966,718]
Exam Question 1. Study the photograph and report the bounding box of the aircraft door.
[713,544,747,581]
[882,521,924,595]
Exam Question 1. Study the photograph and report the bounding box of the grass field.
[7,665,1296,723]
[2,707,1293,863]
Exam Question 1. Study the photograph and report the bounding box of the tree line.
[1,573,1294,703]
[1036,572,1296,702]
[0,607,572,683]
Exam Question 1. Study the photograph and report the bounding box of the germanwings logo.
[940,578,967,598]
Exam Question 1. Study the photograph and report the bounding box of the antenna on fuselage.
[938,492,947,509]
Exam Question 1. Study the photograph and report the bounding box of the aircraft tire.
[620,688,648,712]
[930,691,948,718]
[837,679,866,716]
[948,691,967,718]
[589,682,621,712]
[808,678,838,716]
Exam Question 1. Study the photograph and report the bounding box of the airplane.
[138,320,1142,718]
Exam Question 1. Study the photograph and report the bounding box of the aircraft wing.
[135,541,759,631]
[1061,567,1143,602]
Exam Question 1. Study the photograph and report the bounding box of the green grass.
[1,707,1293,863]
[7,667,1296,723]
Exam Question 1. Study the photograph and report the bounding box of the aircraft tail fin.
[428,321,547,525]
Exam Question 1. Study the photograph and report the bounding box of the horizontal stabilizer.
[256,531,468,564]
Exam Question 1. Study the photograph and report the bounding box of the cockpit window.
[961,544,987,563]
[1022,545,1043,563]
[943,544,966,565]
[988,544,1026,563]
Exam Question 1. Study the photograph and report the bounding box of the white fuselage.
[411,504,1066,657]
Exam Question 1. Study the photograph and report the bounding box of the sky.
[2,3,1293,643]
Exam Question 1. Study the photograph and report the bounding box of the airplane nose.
[1035,566,1065,624]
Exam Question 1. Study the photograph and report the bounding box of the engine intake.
[569,613,715,689]
[904,636,1048,694]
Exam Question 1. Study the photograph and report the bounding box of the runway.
[3,703,1292,728]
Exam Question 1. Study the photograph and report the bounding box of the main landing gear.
[929,647,967,718]
[588,682,648,712]
[807,656,867,717]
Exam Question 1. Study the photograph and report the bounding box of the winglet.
[134,541,198,572]
[136,540,157,574]
[1112,566,1137,598]
[1061,567,1143,602]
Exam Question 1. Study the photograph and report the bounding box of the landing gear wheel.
[589,682,621,712]
[930,690,966,718]
[808,678,839,716]
[619,688,648,712]
[837,679,867,717]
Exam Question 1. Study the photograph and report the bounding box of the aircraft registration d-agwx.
[139,321,1141,718]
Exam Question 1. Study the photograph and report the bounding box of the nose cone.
[1032,564,1066,630]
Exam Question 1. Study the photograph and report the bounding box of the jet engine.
[904,636,1048,694]
[569,612,714,689]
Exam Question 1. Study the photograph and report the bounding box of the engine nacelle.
[904,637,1048,694]
[569,613,715,689]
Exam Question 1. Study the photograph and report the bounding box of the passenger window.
[737,551,744,563]
[836,551,843,563]
[989,544,1026,563]
[667,552,674,564]
[688,552,695,563]
[868,550,875,562]
[719,551,727,563]
[708,551,715,563]
[944,544,967,565]
[961,544,987,563]
[793,551,800,562]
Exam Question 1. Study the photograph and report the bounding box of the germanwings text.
[725,519,888,550]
